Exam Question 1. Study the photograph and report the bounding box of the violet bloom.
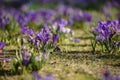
[0,16,9,28]
[72,9,82,21]
[1,58,11,62]
[68,19,74,26]
[59,19,68,26]
[0,42,5,49]
[33,72,42,80]
[22,50,30,66]
[104,70,111,80]
[103,70,120,80]
[57,5,69,16]
[115,41,120,48]
[21,25,29,34]
[57,19,68,32]
[27,10,42,24]
[83,12,92,22]
[36,9,54,23]
[52,34,59,46]
[36,26,51,45]
[74,38,80,43]
[33,72,54,80]
[93,20,120,41]
[55,46,61,51]
[96,35,105,41]
[21,25,34,36]
[15,13,27,25]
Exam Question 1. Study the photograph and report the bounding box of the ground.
[1,29,120,80]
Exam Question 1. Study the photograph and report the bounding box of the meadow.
[0,1,120,80]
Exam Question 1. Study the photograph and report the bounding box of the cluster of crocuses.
[0,5,82,43]
[13,24,60,73]
[57,5,92,23]
[93,19,120,53]
[0,5,81,73]
[0,11,10,29]
[0,4,92,29]
[17,4,92,26]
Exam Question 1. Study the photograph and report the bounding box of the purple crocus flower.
[55,46,61,51]
[1,58,11,62]
[72,9,82,21]
[15,13,27,25]
[0,16,9,28]
[33,72,54,80]
[33,72,42,80]
[36,26,51,45]
[52,34,59,46]
[104,70,111,80]
[115,41,120,48]
[22,50,30,66]
[21,25,29,34]
[74,38,80,43]
[68,19,74,25]
[94,20,120,42]
[0,42,5,49]
[96,35,105,41]
[103,70,120,80]
[21,25,34,36]
[57,19,68,33]
[83,12,92,22]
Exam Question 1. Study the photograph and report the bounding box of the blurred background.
[0,0,120,10]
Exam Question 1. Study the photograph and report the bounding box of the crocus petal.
[0,42,5,49]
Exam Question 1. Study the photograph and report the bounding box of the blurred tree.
[0,0,30,8]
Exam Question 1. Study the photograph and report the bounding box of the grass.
[0,4,120,80]
[1,29,120,80]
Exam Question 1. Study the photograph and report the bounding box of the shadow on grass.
[0,69,18,76]
[96,54,120,59]
[76,37,93,40]
[63,50,101,54]
[61,44,91,47]
[60,50,120,67]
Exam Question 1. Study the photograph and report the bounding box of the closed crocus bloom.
[96,35,105,41]
[15,13,27,25]
[52,34,59,46]
[21,25,34,36]
[57,23,64,32]
[0,42,5,49]
[59,19,68,26]
[22,51,30,66]
[0,15,9,28]
[104,70,111,80]
[36,27,51,45]
[68,19,74,25]
[56,46,61,51]
[72,9,82,21]
[21,25,29,34]
[83,12,92,22]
